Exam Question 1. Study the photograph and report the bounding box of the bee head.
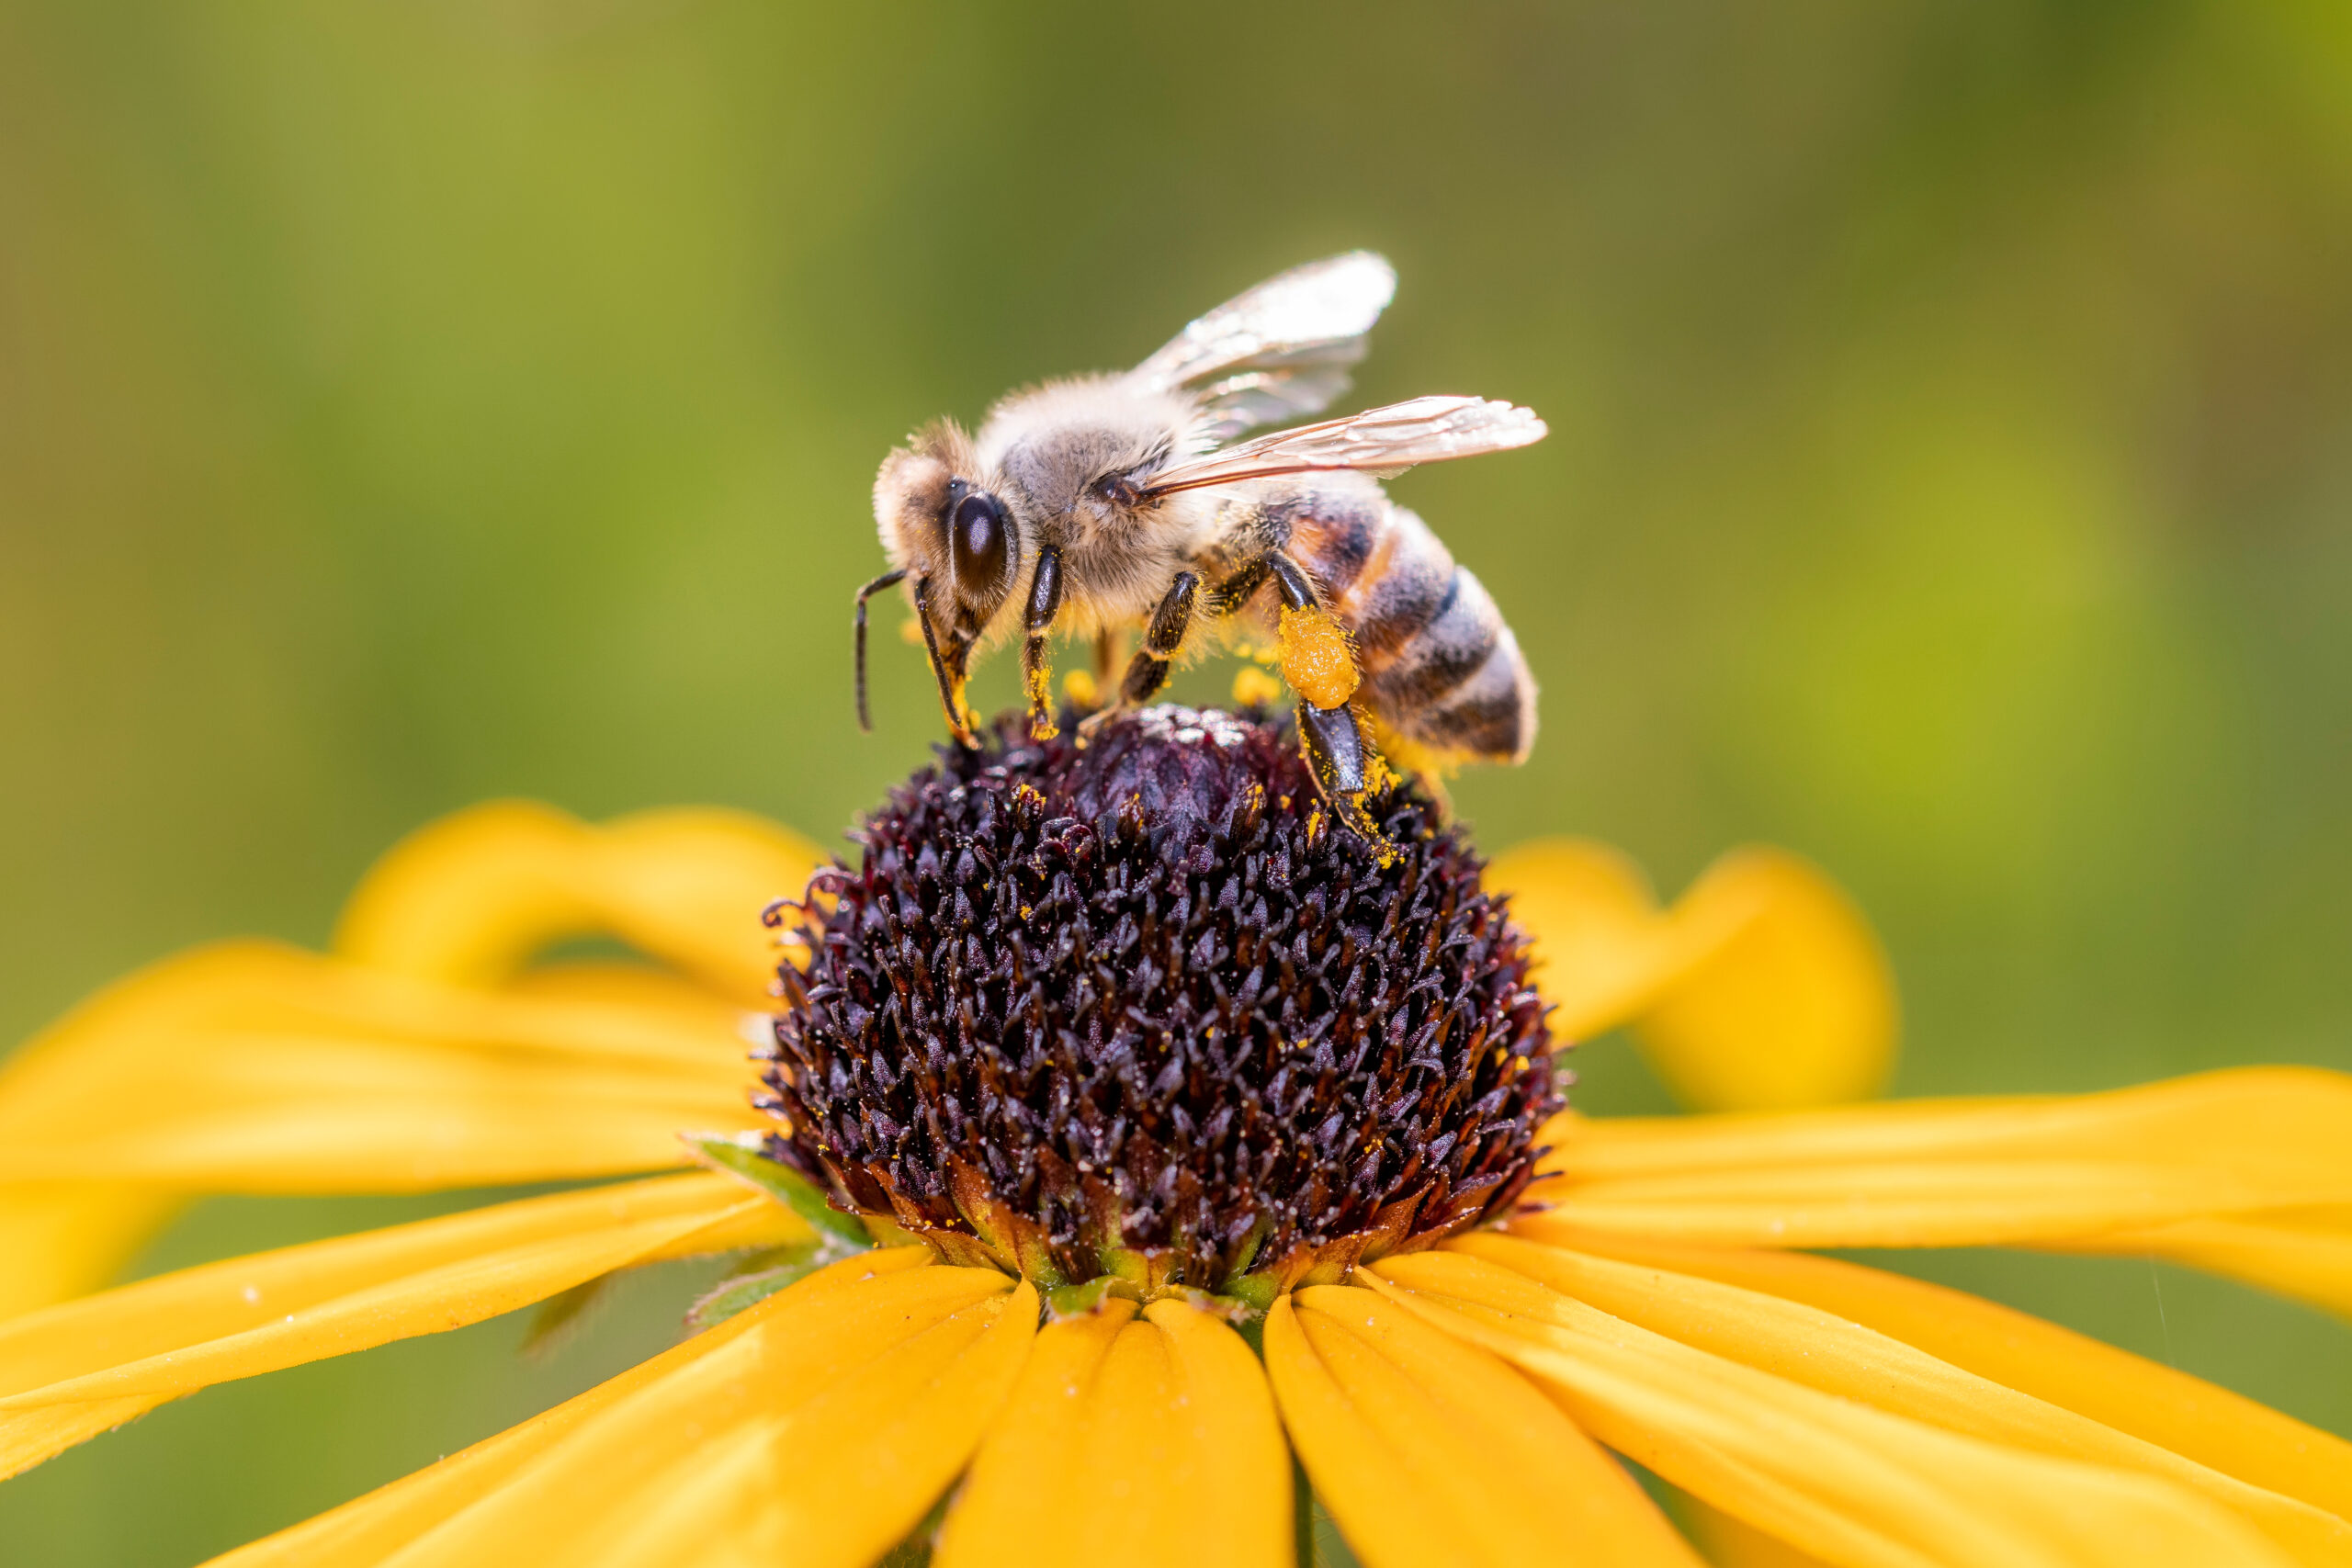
[874,420,1019,641]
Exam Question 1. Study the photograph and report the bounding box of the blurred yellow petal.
[334,801,820,1007]
[0,942,756,1191]
[935,1297,1289,1568]
[1531,1067,2352,1309]
[203,1248,937,1568]
[0,1171,800,1479]
[1446,1233,2352,1564]
[1676,1492,1842,1568]
[1485,840,1671,1040]
[1506,1222,2352,1529]
[1370,1250,2296,1568]
[1488,839,1894,1111]
[2053,1207,2352,1318]
[0,1182,183,1319]
[1635,848,1897,1111]
[307,1262,1029,1568]
[1264,1287,1701,1568]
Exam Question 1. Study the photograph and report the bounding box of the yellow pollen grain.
[1277,604,1360,709]
[899,616,927,646]
[1062,669,1099,707]
[1230,664,1284,709]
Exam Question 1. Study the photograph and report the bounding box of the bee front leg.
[911,575,978,747]
[1023,548,1064,739]
[1080,570,1198,738]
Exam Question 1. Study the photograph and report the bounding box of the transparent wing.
[1137,395,1546,496]
[1129,252,1397,441]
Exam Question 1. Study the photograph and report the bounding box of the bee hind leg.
[1255,551,1392,850]
[1295,698,1390,849]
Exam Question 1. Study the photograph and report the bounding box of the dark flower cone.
[760,704,1561,1300]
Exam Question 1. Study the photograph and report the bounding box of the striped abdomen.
[1280,487,1537,763]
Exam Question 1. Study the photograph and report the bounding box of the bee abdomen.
[1297,502,1537,765]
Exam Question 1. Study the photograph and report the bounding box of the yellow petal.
[1486,840,1674,1039]
[1675,1492,1843,1568]
[0,1182,183,1318]
[1505,1221,2352,1533]
[1370,1250,2299,1568]
[0,942,755,1191]
[935,1297,1290,1568]
[334,801,820,1007]
[202,1248,938,1568]
[1634,847,1897,1111]
[1488,839,1895,1111]
[1532,1067,2352,1309]
[308,1262,1030,1568]
[1448,1233,2352,1564]
[2052,1207,2352,1318]
[0,1171,801,1479]
[937,1299,1137,1556]
[1263,1288,1700,1568]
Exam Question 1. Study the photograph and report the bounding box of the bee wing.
[1137,395,1546,496]
[1128,252,1397,441]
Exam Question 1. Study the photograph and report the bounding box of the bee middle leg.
[1080,570,1198,737]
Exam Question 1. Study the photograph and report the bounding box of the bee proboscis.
[856,252,1544,839]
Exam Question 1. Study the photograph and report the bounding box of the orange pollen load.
[1277,604,1360,710]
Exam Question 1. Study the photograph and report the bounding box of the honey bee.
[854,252,1544,838]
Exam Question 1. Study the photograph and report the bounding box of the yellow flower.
[1,711,2347,1568]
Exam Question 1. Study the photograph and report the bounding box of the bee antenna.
[853,568,908,731]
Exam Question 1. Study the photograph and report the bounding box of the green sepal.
[1224,1269,1282,1314]
[684,1132,873,1250]
[1218,1213,1276,1292]
[684,1240,825,1333]
[1045,1276,1127,1319]
[861,1210,930,1250]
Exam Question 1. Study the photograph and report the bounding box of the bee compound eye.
[950,491,1010,591]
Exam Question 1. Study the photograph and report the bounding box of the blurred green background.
[5,0,2351,1561]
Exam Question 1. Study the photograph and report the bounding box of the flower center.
[759,705,1560,1300]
